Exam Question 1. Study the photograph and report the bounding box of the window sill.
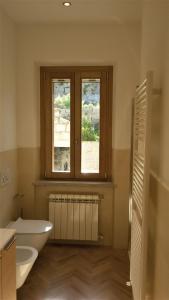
[33,180,113,188]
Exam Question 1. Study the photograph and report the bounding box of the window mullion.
[74,71,81,178]
[71,72,76,178]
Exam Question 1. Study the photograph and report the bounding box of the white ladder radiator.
[130,71,161,300]
[49,193,101,241]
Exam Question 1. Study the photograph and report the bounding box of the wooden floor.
[17,244,132,300]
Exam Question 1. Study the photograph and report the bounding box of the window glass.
[52,79,71,172]
[81,79,100,173]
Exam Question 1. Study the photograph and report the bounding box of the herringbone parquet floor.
[17,244,132,300]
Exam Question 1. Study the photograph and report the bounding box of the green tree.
[55,94,70,109]
[82,118,99,141]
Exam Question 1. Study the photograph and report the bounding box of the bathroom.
[0,1,169,299]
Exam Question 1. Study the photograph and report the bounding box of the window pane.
[52,79,71,172]
[81,79,100,173]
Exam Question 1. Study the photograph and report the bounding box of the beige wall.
[16,23,140,149]
[0,150,18,227]
[16,23,141,248]
[0,8,18,227]
[17,147,130,247]
[149,174,169,300]
[140,2,168,88]
[141,2,169,299]
[34,182,113,246]
[113,149,131,248]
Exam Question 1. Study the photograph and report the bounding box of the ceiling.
[0,0,142,24]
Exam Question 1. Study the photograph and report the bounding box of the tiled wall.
[148,174,169,300]
[0,8,18,227]
[17,147,131,248]
[0,150,18,226]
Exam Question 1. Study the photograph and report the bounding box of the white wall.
[141,2,169,299]
[0,8,17,152]
[160,26,169,185]
[16,23,141,248]
[140,2,168,88]
[141,1,169,202]
[141,1,169,182]
[16,23,141,150]
[0,7,18,227]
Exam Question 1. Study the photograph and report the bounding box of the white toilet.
[16,246,38,289]
[8,217,53,251]
[7,217,53,288]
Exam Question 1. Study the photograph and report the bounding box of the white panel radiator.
[49,193,101,241]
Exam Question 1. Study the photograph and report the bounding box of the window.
[40,66,112,181]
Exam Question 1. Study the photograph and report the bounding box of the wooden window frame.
[40,66,113,181]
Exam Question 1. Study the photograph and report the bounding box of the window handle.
[75,139,78,145]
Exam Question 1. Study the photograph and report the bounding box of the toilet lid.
[8,218,53,234]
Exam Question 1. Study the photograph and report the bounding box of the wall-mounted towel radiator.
[49,193,101,242]
[130,71,161,300]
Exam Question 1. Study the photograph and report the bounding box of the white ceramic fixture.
[8,218,53,251]
[16,246,38,289]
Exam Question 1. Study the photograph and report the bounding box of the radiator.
[130,72,161,299]
[49,193,101,241]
